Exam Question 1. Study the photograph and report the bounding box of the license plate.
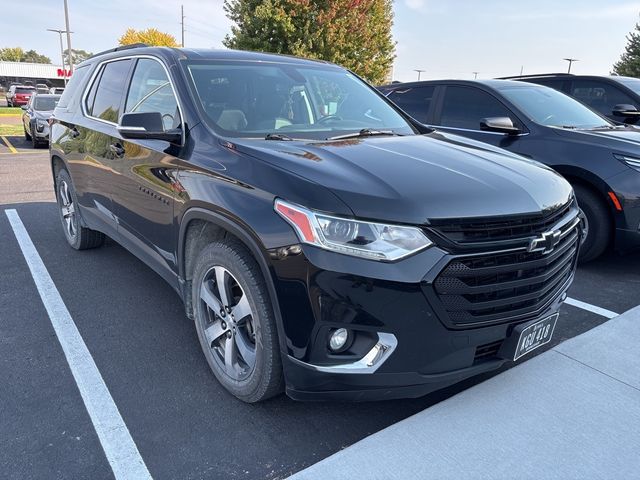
[513,314,558,360]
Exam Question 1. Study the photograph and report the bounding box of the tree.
[0,47,50,63]
[118,28,179,47]
[223,0,395,85]
[21,49,51,63]
[613,20,640,77]
[63,48,93,64]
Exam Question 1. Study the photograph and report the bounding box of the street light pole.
[563,58,579,73]
[413,69,425,81]
[47,29,70,85]
[63,0,73,72]
[472,71,479,79]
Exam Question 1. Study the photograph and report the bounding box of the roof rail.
[87,43,149,60]
[498,73,574,80]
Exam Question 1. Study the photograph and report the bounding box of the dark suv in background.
[505,74,640,124]
[379,79,640,261]
[50,45,580,402]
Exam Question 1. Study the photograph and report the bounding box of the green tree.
[63,48,93,64]
[613,20,640,77]
[0,47,51,63]
[118,28,179,47]
[223,0,395,85]
[21,49,51,63]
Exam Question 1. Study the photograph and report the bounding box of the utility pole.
[472,71,479,79]
[181,5,185,47]
[413,69,425,81]
[63,0,73,72]
[520,65,524,76]
[563,58,578,73]
[47,29,71,85]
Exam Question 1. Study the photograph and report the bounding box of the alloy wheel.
[199,265,257,381]
[58,180,77,239]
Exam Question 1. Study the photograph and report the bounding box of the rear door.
[432,85,529,152]
[111,57,183,285]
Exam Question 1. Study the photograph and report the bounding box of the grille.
[431,206,581,328]
[427,201,574,251]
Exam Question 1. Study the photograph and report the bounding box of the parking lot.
[1,140,639,479]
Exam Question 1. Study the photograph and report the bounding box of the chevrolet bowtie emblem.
[527,230,562,255]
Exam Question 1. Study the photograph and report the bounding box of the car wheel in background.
[574,184,611,262]
[55,168,105,250]
[24,127,31,141]
[192,240,284,403]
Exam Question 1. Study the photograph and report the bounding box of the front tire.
[55,168,105,250]
[24,126,31,141]
[574,184,611,262]
[192,240,283,403]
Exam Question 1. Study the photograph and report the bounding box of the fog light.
[328,328,349,352]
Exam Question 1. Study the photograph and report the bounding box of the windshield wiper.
[265,133,294,141]
[327,128,403,141]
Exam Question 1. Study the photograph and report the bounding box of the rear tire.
[573,184,611,263]
[192,239,284,403]
[55,168,105,250]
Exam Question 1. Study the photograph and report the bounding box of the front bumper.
[271,228,578,401]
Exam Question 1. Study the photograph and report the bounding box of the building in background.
[0,61,71,91]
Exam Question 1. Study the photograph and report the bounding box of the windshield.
[615,77,640,95]
[183,60,415,140]
[16,87,34,94]
[500,85,612,129]
[34,96,60,111]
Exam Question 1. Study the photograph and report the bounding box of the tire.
[573,184,611,262]
[31,127,38,148]
[24,126,31,141]
[55,168,105,250]
[192,240,284,403]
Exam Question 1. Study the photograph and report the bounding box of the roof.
[380,79,538,90]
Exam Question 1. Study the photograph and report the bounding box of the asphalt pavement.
[1,142,638,479]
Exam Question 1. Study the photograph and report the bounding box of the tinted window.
[570,80,635,116]
[34,96,60,111]
[89,59,132,122]
[615,77,640,95]
[125,58,180,130]
[530,79,566,90]
[58,64,90,111]
[388,86,435,123]
[439,86,512,130]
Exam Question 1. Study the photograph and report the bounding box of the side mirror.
[612,104,640,123]
[21,105,28,110]
[117,112,181,143]
[480,117,521,135]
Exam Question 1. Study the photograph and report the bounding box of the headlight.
[614,154,640,172]
[274,199,432,261]
[36,119,47,132]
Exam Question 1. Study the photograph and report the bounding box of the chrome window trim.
[80,54,185,145]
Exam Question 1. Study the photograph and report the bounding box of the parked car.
[379,79,640,261]
[51,45,581,402]
[49,87,65,94]
[504,74,640,125]
[22,93,60,147]
[6,85,35,107]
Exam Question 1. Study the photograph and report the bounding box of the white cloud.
[404,0,426,11]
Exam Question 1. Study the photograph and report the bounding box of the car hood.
[232,132,572,224]
[552,125,640,151]
[32,110,53,120]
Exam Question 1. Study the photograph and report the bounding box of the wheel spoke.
[231,295,251,322]
[214,266,231,307]
[65,216,74,237]
[224,335,238,378]
[234,331,256,367]
[60,182,71,206]
[204,319,227,345]
[200,281,223,313]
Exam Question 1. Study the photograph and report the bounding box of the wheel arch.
[552,165,618,216]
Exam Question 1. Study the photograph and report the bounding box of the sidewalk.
[290,306,640,480]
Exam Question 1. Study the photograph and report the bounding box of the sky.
[1,0,639,82]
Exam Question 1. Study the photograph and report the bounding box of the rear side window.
[57,64,90,111]
[87,59,132,122]
[439,86,513,130]
[570,80,636,116]
[388,86,435,123]
[125,58,180,130]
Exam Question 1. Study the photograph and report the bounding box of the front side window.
[125,58,180,130]
[87,59,132,123]
[570,80,635,116]
[388,86,435,123]
[501,84,612,129]
[183,60,415,140]
[439,86,513,130]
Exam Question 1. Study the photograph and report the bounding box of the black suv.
[379,79,640,262]
[505,73,640,124]
[50,45,580,402]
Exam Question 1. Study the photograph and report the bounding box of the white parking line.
[5,209,152,480]
[565,297,619,319]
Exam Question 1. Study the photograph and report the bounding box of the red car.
[6,85,35,107]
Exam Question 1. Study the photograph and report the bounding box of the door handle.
[109,142,125,158]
